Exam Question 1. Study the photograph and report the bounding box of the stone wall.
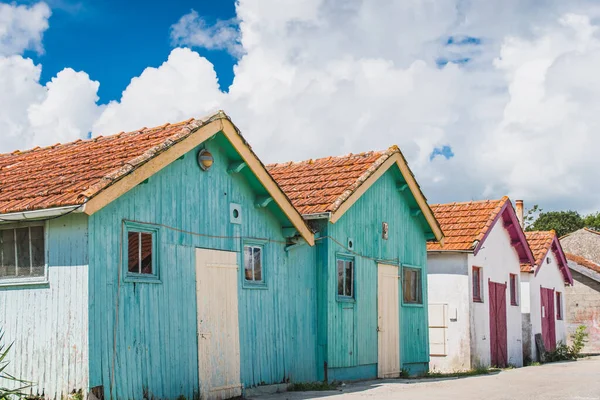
[566,270,600,354]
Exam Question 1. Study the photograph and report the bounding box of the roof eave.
[0,204,85,223]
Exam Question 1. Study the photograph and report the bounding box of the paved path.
[248,356,600,400]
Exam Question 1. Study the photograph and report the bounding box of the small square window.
[337,258,354,299]
[556,292,563,320]
[473,266,483,302]
[128,231,154,274]
[124,223,159,283]
[0,225,46,283]
[509,274,518,306]
[244,245,263,283]
[403,266,422,304]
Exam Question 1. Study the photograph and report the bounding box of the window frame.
[336,253,355,302]
[242,239,267,289]
[509,273,518,306]
[402,264,423,306]
[0,222,48,287]
[123,221,160,284]
[472,266,483,303]
[556,291,563,320]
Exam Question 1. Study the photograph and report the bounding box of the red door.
[540,287,556,351]
[489,280,508,367]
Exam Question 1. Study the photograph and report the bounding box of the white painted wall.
[468,220,524,368]
[427,252,471,372]
[522,250,568,361]
[0,214,88,399]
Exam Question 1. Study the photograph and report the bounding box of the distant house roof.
[566,253,600,283]
[427,197,535,266]
[566,253,600,274]
[523,231,573,285]
[0,111,315,245]
[560,228,600,265]
[267,146,444,242]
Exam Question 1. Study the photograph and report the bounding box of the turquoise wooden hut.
[0,112,318,400]
[268,147,444,380]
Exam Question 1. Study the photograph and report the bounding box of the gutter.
[0,205,85,222]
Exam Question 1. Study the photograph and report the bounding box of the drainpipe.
[515,200,524,230]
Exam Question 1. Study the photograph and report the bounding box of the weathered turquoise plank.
[321,167,431,379]
[88,135,318,400]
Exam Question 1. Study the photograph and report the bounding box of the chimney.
[515,200,524,229]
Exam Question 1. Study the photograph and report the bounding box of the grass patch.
[425,366,494,378]
[288,382,339,392]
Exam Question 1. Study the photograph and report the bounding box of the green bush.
[545,325,589,362]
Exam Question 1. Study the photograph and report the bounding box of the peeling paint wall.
[521,251,569,361]
[88,137,318,400]
[322,167,430,379]
[566,270,600,354]
[468,221,524,368]
[0,213,89,399]
[427,252,471,372]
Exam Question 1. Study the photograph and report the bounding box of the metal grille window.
[403,266,422,304]
[244,245,263,282]
[337,258,354,298]
[127,231,154,274]
[0,226,45,280]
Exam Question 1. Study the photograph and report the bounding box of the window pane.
[30,226,45,277]
[0,230,16,278]
[244,246,253,281]
[473,268,480,300]
[140,233,153,274]
[337,260,344,296]
[403,268,422,303]
[127,232,140,273]
[345,261,353,297]
[253,247,262,281]
[16,228,31,277]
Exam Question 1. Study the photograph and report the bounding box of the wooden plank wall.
[88,138,318,400]
[0,213,89,399]
[324,167,430,377]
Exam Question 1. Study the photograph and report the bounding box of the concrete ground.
[247,356,600,400]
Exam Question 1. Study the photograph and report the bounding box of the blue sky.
[24,0,237,102]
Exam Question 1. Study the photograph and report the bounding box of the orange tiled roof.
[522,231,556,272]
[0,116,218,215]
[267,147,399,215]
[427,197,509,251]
[566,253,600,274]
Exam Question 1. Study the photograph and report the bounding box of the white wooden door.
[377,263,400,378]
[195,248,242,400]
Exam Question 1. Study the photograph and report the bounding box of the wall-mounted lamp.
[198,149,214,171]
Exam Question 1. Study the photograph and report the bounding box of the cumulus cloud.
[0,2,51,55]
[170,10,242,57]
[0,2,100,153]
[92,48,224,135]
[4,0,600,213]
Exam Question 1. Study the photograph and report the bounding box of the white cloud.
[170,10,242,57]
[4,0,600,213]
[92,47,224,136]
[0,2,51,56]
[0,2,100,153]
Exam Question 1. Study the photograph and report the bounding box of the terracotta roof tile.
[0,115,218,215]
[566,253,600,274]
[521,231,556,272]
[267,147,399,215]
[427,197,509,251]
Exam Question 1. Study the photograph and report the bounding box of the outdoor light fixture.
[198,149,214,171]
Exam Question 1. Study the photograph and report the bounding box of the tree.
[528,210,584,237]
[583,213,600,231]
[523,204,542,230]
